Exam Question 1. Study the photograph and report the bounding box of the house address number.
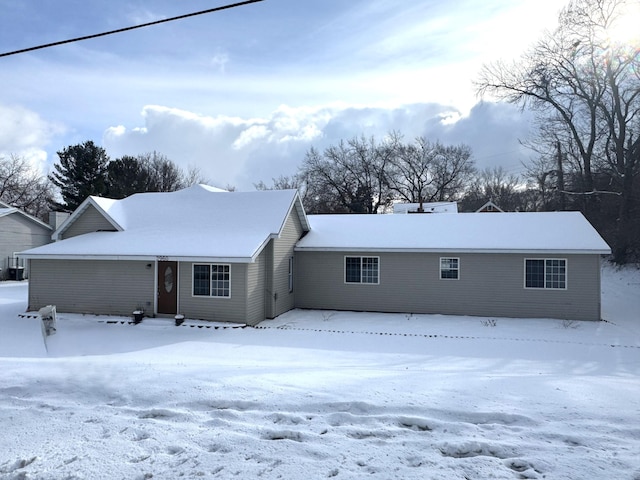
[157,256,169,261]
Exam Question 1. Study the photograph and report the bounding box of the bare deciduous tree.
[254,174,302,192]
[386,136,475,206]
[461,167,523,212]
[0,154,53,219]
[300,136,396,214]
[477,0,640,262]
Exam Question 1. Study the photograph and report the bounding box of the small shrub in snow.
[561,319,580,329]
[481,319,497,327]
[322,312,335,322]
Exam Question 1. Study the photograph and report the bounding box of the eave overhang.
[293,247,612,255]
[20,254,256,263]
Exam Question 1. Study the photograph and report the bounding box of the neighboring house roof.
[295,212,611,254]
[393,201,458,214]
[0,206,53,232]
[476,200,504,213]
[23,185,309,262]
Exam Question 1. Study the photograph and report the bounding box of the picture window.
[525,259,566,289]
[345,256,379,284]
[193,264,231,297]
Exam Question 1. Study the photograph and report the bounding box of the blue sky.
[0,0,566,189]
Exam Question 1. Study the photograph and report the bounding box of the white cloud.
[210,50,230,73]
[103,101,534,191]
[0,104,65,172]
[232,125,269,149]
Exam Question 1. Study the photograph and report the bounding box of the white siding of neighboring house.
[0,213,51,279]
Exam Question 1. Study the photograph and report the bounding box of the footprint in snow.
[166,446,184,455]
[0,457,37,474]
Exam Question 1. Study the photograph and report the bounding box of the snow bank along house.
[21,185,611,323]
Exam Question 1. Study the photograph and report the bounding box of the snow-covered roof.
[0,207,15,218]
[295,212,611,254]
[23,185,308,262]
[393,201,458,214]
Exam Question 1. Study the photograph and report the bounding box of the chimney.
[49,211,70,231]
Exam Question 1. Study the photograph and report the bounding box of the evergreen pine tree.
[105,155,152,199]
[49,141,110,211]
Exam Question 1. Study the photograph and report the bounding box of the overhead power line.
[0,0,264,58]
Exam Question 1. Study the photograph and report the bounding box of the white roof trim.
[294,193,311,232]
[0,207,17,218]
[250,234,279,261]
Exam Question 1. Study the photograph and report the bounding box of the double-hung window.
[440,257,459,280]
[345,256,379,284]
[525,259,566,289]
[193,264,231,297]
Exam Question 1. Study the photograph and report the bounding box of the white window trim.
[523,258,568,290]
[439,257,460,280]
[344,256,380,285]
[192,263,232,298]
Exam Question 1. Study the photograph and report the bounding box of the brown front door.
[157,261,178,314]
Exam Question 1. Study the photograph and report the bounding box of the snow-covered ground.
[0,262,639,479]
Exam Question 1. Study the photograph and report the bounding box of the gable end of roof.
[250,190,310,261]
[0,206,53,231]
[53,197,123,240]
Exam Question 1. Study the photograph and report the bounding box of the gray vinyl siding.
[178,262,248,324]
[246,249,266,326]
[1,214,51,278]
[60,205,115,239]
[295,252,603,321]
[28,259,154,315]
[174,209,304,325]
[271,211,304,317]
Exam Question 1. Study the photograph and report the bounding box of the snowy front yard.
[0,263,639,479]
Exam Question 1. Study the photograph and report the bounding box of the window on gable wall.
[345,256,379,284]
[525,259,566,289]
